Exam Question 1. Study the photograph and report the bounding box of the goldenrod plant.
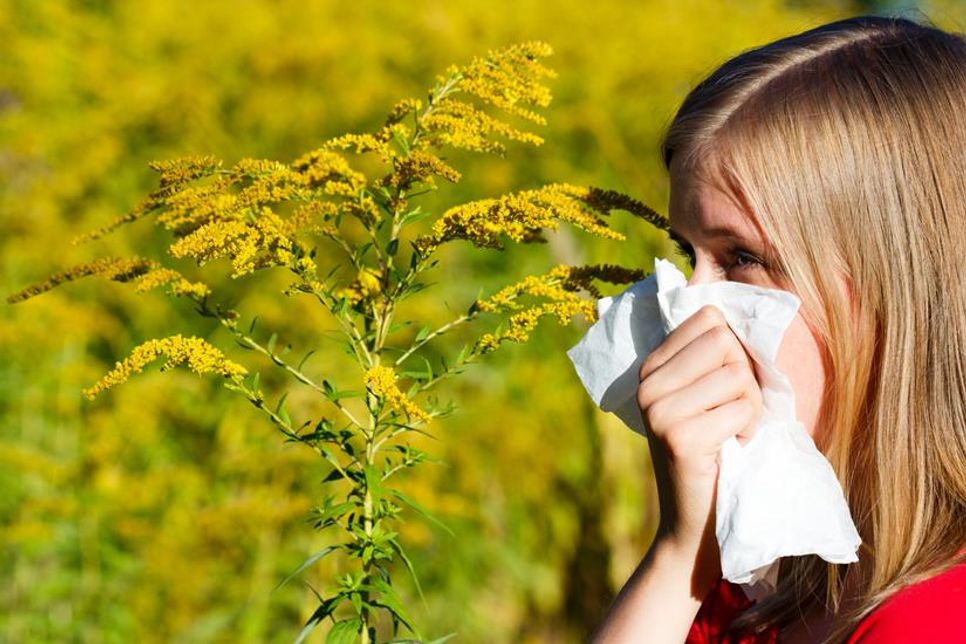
[7,41,666,643]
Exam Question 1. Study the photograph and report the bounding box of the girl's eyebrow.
[669,225,747,243]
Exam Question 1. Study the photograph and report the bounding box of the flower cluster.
[421,99,545,154]
[168,206,307,278]
[418,41,556,156]
[82,334,248,400]
[321,132,393,159]
[413,183,627,255]
[381,150,461,192]
[133,267,211,298]
[290,148,367,197]
[455,41,556,122]
[70,156,227,245]
[474,263,649,353]
[148,154,223,188]
[6,256,155,303]
[363,364,430,425]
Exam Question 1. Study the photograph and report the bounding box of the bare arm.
[589,532,719,643]
[590,305,764,642]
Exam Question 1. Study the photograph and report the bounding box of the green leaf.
[399,205,431,228]
[294,599,337,644]
[414,325,431,344]
[386,320,411,334]
[267,332,278,354]
[335,296,349,315]
[349,591,363,615]
[314,495,356,528]
[333,388,364,399]
[389,489,454,536]
[405,381,420,399]
[391,128,410,155]
[387,238,399,256]
[321,468,344,483]
[251,371,260,393]
[275,391,289,415]
[273,545,340,592]
[388,536,426,608]
[368,577,421,638]
[249,315,259,334]
[297,349,316,371]
[320,445,355,483]
[355,241,374,262]
[326,618,362,644]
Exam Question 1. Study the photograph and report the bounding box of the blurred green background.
[2,1,962,642]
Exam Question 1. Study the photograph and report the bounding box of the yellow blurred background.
[2,1,962,642]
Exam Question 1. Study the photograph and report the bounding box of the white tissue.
[566,256,861,600]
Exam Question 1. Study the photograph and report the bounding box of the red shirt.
[686,560,966,643]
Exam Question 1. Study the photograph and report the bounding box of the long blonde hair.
[659,14,966,642]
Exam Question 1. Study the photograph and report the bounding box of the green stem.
[393,312,476,367]
[215,311,367,430]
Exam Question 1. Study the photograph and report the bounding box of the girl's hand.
[636,304,764,584]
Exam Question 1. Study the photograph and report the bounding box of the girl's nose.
[685,256,721,287]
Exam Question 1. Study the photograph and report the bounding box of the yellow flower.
[147,154,222,188]
[82,334,248,400]
[421,98,544,155]
[6,256,155,303]
[70,156,229,245]
[473,263,649,353]
[455,41,556,122]
[322,132,392,158]
[363,364,430,425]
[383,97,423,128]
[333,266,383,306]
[290,148,367,195]
[418,41,555,157]
[382,150,461,191]
[155,176,241,232]
[168,206,298,278]
[133,267,211,298]
[413,183,626,255]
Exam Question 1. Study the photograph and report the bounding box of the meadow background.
[2,1,962,642]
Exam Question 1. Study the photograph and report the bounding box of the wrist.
[650,531,721,599]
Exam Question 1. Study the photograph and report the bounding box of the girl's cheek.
[775,314,829,440]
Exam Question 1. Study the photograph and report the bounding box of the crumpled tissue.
[566,256,861,600]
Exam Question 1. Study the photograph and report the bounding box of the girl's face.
[666,155,841,451]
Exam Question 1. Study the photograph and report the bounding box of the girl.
[592,14,966,643]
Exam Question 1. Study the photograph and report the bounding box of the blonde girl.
[593,14,966,644]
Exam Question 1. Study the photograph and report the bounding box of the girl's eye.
[731,249,765,271]
[672,240,765,272]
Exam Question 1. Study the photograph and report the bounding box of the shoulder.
[848,560,966,643]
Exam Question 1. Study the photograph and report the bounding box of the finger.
[675,397,758,455]
[637,322,755,412]
[640,304,730,382]
[646,362,763,444]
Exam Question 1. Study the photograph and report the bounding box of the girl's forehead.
[669,163,763,245]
